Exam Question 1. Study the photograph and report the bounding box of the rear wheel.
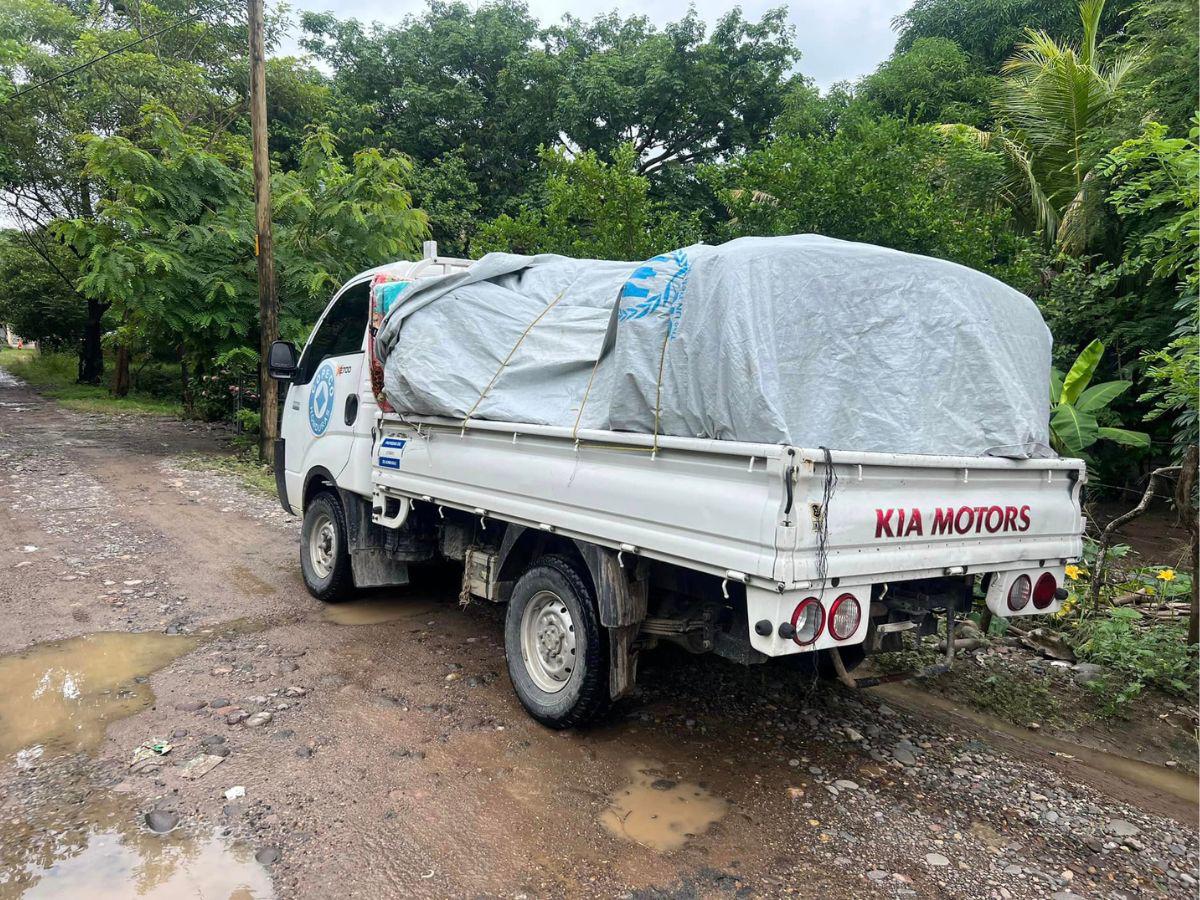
[301,492,354,602]
[504,554,610,729]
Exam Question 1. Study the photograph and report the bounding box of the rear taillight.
[1007,574,1031,612]
[828,593,861,640]
[791,597,825,645]
[1032,573,1057,609]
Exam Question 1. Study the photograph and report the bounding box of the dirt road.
[0,373,1196,899]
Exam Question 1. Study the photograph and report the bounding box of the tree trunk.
[249,0,279,464]
[1177,444,1198,646]
[111,342,131,397]
[179,349,193,417]
[78,298,106,384]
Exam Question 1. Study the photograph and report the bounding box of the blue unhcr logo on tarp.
[308,362,336,436]
[618,250,690,338]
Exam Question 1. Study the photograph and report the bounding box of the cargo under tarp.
[375,235,1054,459]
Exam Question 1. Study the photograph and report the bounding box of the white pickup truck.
[268,243,1085,728]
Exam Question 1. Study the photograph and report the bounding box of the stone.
[245,711,273,727]
[225,710,249,726]
[224,786,246,800]
[174,700,205,712]
[925,853,949,867]
[145,809,180,834]
[1105,820,1140,838]
[893,746,917,767]
[867,871,889,881]
[255,847,281,865]
[833,780,859,791]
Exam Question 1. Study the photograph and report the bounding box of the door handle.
[344,393,359,426]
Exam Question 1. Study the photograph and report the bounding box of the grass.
[0,348,182,417]
[176,451,278,497]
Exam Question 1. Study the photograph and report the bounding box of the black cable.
[3,7,216,106]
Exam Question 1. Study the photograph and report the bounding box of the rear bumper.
[274,438,293,514]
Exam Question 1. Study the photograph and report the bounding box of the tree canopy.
[0,0,1194,482]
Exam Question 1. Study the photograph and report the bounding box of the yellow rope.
[460,288,567,432]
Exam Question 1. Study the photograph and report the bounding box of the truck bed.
[371,414,1085,592]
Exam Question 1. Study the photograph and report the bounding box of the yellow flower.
[1157,569,1177,582]
[1065,564,1083,581]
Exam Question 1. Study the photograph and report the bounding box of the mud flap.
[350,549,410,589]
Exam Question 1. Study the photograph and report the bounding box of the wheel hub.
[520,591,577,694]
[307,512,336,580]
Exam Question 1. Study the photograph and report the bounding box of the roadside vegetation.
[0,0,1194,686]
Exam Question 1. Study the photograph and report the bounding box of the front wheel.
[300,492,354,602]
[504,554,610,729]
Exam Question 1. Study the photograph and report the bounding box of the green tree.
[546,7,797,173]
[708,116,1034,283]
[859,37,998,126]
[892,0,1134,72]
[0,229,84,350]
[0,0,261,381]
[475,145,701,260]
[946,0,1142,251]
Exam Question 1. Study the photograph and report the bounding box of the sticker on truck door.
[308,363,336,436]
[378,437,406,470]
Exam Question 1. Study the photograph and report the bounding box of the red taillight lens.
[1007,574,1032,611]
[1032,573,1057,609]
[828,593,861,640]
[791,597,825,645]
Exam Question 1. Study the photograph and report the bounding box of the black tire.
[504,554,610,729]
[300,491,355,603]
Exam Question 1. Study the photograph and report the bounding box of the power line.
[3,8,214,106]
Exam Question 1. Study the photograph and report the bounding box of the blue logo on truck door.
[308,363,336,436]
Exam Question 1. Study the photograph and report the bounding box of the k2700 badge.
[874,504,1031,538]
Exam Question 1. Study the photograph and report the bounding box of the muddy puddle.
[0,632,199,760]
[323,597,442,626]
[873,683,1199,819]
[0,790,272,899]
[599,760,728,852]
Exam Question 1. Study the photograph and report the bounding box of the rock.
[174,700,206,712]
[284,686,307,698]
[844,727,864,742]
[245,711,273,727]
[867,871,889,881]
[255,847,281,865]
[444,672,462,682]
[893,746,917,767]
[200,734,226,747]
[225,710,249,726]
[788,759,800,767]
[145,809,180,834]
[833,780,859,791]
[1122,837,1145,852]
[925,853,949,867]
[211,698,232,709]
[1071,662,1105,684]
[1105,819,1140,838]
[224,786,246,800]
[1020,628,1075,662]
[1003,864,1023,875]
[951,768,969,778]
[650,779,677,791]
[295,746,313,758]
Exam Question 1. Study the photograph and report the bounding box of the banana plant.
[1050,339,1150,457]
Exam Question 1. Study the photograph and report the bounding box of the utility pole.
[248,0,279,463]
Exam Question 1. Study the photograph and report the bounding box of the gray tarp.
[376,235,1054,458]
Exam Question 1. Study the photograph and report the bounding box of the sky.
[279,0,915,91]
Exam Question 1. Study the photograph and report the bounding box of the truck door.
[281,280,370,508]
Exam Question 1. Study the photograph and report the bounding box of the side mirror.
[267,340,298,380]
